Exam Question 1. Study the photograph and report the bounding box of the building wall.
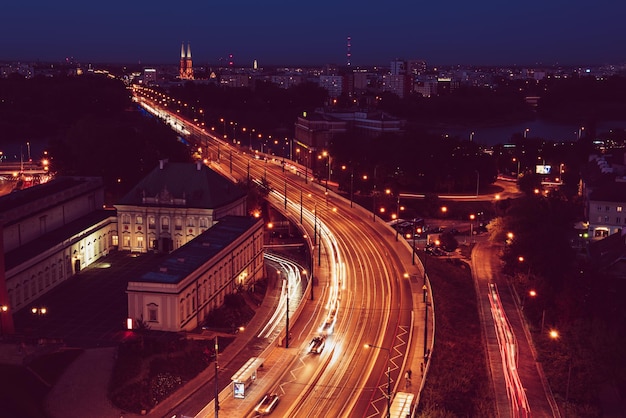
[5,215,117,312]
[3,179,104,252]
[116,195,246,254]
[588,199,625,239]
[127,220,264,332]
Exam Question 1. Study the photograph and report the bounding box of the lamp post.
[364,343,391,418]
[0,305,8,335]
[322,151,331,191]
[230,121,238,144]
[524,128,529,139]
[469,214,475,242]
[284,274,290,348]
[214,336,219,417]
[395,194,400,241]
[423,285,430,360]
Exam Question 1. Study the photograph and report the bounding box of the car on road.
[320,312,336,335]
[254,393,280,415]
[308,335,326,354]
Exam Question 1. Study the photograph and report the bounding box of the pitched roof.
[117,161,245,209]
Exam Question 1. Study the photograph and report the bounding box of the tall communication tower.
[347,36,352,67]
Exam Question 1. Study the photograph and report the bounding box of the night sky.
[2,0,625,67]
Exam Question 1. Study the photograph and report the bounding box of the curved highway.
[133,87,425,418]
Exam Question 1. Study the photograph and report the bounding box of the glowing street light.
[364,343,391,418]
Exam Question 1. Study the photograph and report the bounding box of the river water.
[429,119,626,146]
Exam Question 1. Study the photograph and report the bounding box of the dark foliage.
[203,293,256,330]
[109,334,221,414]
[417,257,495,417]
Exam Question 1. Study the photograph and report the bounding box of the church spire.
[186,42,192,59]
[181,42,185,59]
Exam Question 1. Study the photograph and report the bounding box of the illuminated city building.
[115,160,247,254]
[0,177,117,318]
[179,42,194,80]
[126,215,264,332]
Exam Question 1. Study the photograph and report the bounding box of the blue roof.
[134,216,261,285]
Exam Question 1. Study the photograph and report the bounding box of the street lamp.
[284,274,290,348]
[321,151,331,191]
[364,343,391,418]
[469,214,475,241]
[215,336,220,417]
[524,128,530,139]
[0,305,8,335]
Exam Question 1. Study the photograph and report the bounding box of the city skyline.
[2,0,626,67]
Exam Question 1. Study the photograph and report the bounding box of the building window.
[604,216,610,222]
[122,214,131,224]
[136,215,143,224]
[175,217,182,230]
[199,218,208,228]
[187,218,195,227]
[148,216,156,230]
[112,235,119,246]
[595,229,609,238]
[617,217,621,224]
[618,206,623,213]
[597,206,602,212]
[123,235,131,248]
[137,236,144,249]
[606,206,611,212]
[162,217,169,231]
[147,303,158,322]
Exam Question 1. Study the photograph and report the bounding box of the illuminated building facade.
[127,215,264,332]
[179,42,194,80]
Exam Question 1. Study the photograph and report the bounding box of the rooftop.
[134,215,262,285]
[117,161,246,209]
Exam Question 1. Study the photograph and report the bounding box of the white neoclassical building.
[114,160,248,254]
[127,215,264,332]
[0,177,117,324]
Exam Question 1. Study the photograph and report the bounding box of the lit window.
[161,217,169,230]
[147,303,158,322]
[148,217,156,229]
[136,215,143,224]
[618,206,623,212]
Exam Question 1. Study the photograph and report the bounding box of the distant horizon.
[1,56,623,71]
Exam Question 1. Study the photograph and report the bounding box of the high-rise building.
[143,68,157,85]
[179,42,194,80]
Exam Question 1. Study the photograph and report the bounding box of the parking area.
[12,251,163,348]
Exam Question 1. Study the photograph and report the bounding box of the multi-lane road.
[203,124,420,417]
[133,86,557,418]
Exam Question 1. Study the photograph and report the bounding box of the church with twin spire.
[179,42,194,80]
